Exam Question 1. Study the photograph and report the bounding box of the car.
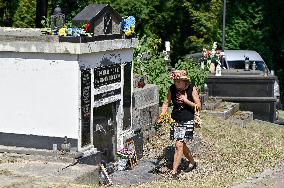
[223,50,266,71]
[186,50,281,108]
[222,50,280,99]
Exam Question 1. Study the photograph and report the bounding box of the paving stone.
[110,159,161,185]
[0,154,100,186]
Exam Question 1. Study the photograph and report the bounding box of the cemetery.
[0,2,283,187]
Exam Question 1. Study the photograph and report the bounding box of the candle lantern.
[252,61,256,71]
[215,64,222,76]
[244,56,250,71]
[51,5,65,31]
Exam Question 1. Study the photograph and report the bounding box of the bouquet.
[201,42,222,68]
[117,147,135,159]
[121,16,136,37]
[58,27,88,37]
[154,113,174,131]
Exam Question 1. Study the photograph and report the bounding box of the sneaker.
[183,161,197,172]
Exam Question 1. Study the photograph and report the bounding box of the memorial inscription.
[94,64,121,88]
[81,68,91,147]
[94,89,121,101]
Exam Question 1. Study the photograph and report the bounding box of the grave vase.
[209,63,215,73]
[117,158,128,170]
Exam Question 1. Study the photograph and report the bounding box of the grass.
[1,113,282,187]
[121,114,284,188]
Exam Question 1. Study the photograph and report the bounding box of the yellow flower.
[58,28,67,36]
[125,29,132,36]
[130,25,135,32]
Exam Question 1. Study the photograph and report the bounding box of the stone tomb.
[0,5,161,165]
[0,31,137,156]
[0,5,138,162]
[206,70,277,122]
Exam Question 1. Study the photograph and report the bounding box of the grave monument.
[0,5,149,163]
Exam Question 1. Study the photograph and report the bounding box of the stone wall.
[132,84,159,140]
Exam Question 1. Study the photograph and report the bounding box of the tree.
[225,1,271,65]
[0,0,5,26]
[13,0,36,28]
[0,0,19,26]
[266,0,284,101]
[184,0,223,52]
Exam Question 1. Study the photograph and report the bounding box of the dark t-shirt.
[170,84,195,122]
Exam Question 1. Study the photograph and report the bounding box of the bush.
[133,36,172,104]
[134,36,209,104]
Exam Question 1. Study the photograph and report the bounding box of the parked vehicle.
[223,50,266,71]
[186,50,281,108]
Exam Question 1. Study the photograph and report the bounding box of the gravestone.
[206,70,277,122]
[0,4,138,162]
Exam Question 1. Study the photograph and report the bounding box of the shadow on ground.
[148,146,190,175]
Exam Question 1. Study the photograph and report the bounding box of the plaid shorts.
[170,120,194,142]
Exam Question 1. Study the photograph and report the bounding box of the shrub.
[134,36,209,104]
[133,36,172,104]
[13,0,36,28]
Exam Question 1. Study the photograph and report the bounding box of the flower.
[121,16,136,37]
[67,28,73,36]
[154,113,174,130]
[58,27,67,36]
[83,23,91,32]
[201,42,222,68]
[117,147,135,159]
